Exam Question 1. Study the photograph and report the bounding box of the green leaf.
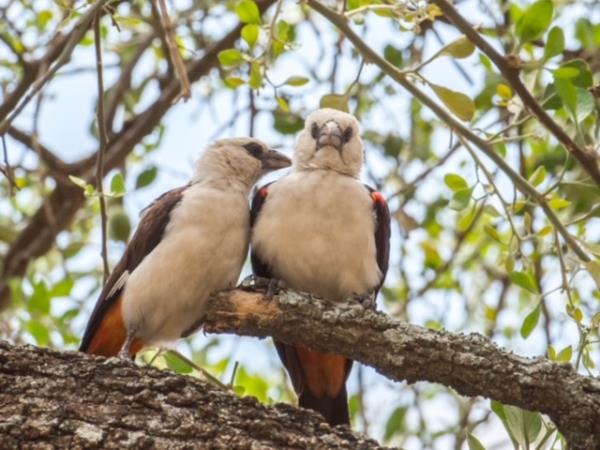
[449,187,472,211]
[135,166,158,189]
[484,224,504,244]
[241,24,260,48]
[575,87,595,121]
[554,78,577,120]
[439,35,475,59]
[218,49,245,67]
[30,280,50,315]
[544,26,564,59]
[510,271,539,294]
[275,96,289,112]
[235,0,261,24]
[528,166,547,186]
[548,198,570,210]
[557,345,572,363]
[163,350,194,374]
[383,44,403,67]
[496,83,513,100]
[430,83,474,121]
[51,277,74,297]
[319,94,350,112]
[27,321,50,346]
[249,61,263,90]
[224,77,245,88]
[283,76,309,87]
[520,304,541,338]
[553,67,579,79]
[503,405,543,448]
[110,173,126,196]
[561,60,593,88]
[467,434,486,450]
[68,175,88,189]
[516,0,554,43]
[383,406,407,441]
[444,173,468,191]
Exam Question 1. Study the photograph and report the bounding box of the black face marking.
[310,122,319,140]
[343,127,353,143]
[243,142,263,158]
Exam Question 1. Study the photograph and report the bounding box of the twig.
[93,12,110,283]
[0,0,109,135]
[429,0,600,189]
[154,0,191,102]
[0,134,19,195]
[306,0,591,264]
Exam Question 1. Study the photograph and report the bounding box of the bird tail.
[79,295,141,357]
[299,385,350,426]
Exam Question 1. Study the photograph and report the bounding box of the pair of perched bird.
[79,108,390,427]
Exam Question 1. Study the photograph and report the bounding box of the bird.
[250,108,391,426]
[80,138,291,358]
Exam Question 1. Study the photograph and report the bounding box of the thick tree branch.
[200,285,600,450]
[429,0,600,188]
[0,0,277,309]
[0,341,382,449]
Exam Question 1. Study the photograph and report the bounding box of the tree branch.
[0,341,382,449]
[201,285,600,450]
[429,0,600,188]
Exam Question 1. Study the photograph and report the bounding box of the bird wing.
[364,185,391,296]
[79,185,187,354]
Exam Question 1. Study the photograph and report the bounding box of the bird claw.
[349,292,377,310]
[239,274,272,291]
[266,278,286,300]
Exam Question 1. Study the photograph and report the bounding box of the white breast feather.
[122,184,249,343]
[252,171,380,301]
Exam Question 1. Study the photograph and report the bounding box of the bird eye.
[243,142,263,158]
[343,127,353,143]
[310,122,319,140]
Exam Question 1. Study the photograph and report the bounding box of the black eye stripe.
[243,142,263,158]
[343,127,353,143]
[311,122,319,139]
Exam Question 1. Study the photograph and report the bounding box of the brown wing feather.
[79,185,187,353]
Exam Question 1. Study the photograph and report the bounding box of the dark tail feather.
[299,387,350,426]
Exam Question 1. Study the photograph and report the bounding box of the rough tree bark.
[1,283,599,449]
[0,341,382,449]
[202,283,600,450]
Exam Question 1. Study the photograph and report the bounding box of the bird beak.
[316,121,343,152]
[260,148,291,171]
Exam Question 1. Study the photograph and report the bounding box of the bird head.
[193,138,291,191]
[293,108,363,177]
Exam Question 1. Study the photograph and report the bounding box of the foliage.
[1,0,599,448]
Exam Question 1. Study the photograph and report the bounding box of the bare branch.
[154,0,191,102]
[93,12,110,283]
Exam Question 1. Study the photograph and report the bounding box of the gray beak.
[260,148,291,171]
[316,121,344,152]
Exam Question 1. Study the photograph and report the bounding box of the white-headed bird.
[250,109,391,426]
[80,138,291,358]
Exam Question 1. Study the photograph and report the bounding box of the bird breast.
[252,170,380,301]
[122,185,249,343]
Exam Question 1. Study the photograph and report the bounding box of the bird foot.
[239,274,270,290]
[266,278,286,300]
[349,292,377,310]
[239,275,285,299]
